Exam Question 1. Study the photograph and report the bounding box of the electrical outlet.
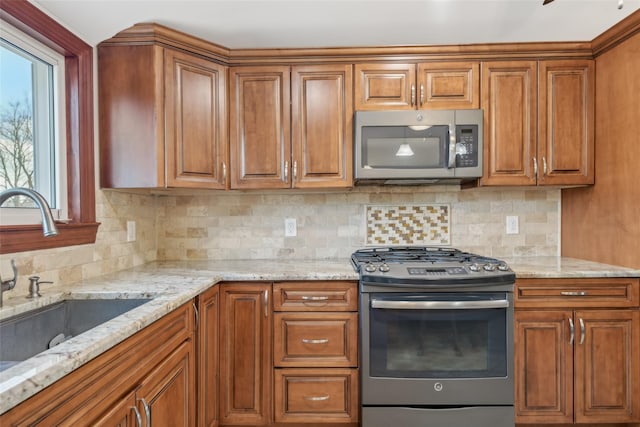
[284,218,297,237]
[127,220,136,242]
[506,216,519,235]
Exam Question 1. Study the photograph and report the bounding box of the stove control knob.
[497,263,509,271]
[364,263,377,273]
[483,263,497,271]
[469,263,481,272]
[379,263,390,273]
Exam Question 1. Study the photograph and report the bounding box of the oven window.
[369,293,508,378]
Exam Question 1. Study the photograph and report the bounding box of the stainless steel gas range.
[351,246,516,427]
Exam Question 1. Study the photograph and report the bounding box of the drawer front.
[515,278,640,309]
[274,313,358,367]
[273,281,358,312]
[274,368,359,424]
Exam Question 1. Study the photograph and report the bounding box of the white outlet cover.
[126,220,136,242]
[284,218,296,237]
[506,216,519,235]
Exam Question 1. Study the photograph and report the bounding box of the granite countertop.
[504,256,640,278]
[0,256,638,414]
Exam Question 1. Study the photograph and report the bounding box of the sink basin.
[0,298,151,371]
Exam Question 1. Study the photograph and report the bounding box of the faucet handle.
[27,275,53,299]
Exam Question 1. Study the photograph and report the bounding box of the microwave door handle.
[370,299,510,310]
[448,124,456,169]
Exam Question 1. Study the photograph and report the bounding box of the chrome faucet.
[0,187,59,237]
[0,259,18,308]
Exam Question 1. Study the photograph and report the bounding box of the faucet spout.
[0,188,59,237]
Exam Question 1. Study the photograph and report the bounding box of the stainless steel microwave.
[354,109,483,183]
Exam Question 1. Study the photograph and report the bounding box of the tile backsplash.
[1,186,560,296]
[1,190,157,298]
[365,204,450,246]
[157,186,560,260]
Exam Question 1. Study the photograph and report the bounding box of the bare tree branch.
[0,98,35,207]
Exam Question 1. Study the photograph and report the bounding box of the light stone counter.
[0,256,637,415]
[505,256,640,279]
[0,259,356,414]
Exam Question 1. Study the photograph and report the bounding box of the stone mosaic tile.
[366,204,450,246]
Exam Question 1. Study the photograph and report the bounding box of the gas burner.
[352,246,500,265]
[351,246,514,286]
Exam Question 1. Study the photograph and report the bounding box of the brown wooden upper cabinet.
[99,44,228,189]
[229,64,353,189]
[354,61,480,111]
[481,59,594,186]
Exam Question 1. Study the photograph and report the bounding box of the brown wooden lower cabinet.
[514,278,640,425]
[271,281,360,427]
[0,302,196,426]
[219,282,272,426]
[218,281,360,427]
[274,368,359,424]
[198,285,220,427]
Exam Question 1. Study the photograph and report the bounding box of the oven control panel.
[407,267,467,275]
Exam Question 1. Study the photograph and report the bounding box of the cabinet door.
[229,66,291,189]
[137,340,196,427]
[91,389,138,427]
[165,49,227,189]
[198,286,219,427]
[481,61,537,186]
[538,60,594,186]
[354,63,415,110]
[514,310,573,424]
[292,64,353,188]
[219,283,272,425]
[417,61,480,109]
[574,310,640,423]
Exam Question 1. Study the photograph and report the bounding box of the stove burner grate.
[351,246,501,265]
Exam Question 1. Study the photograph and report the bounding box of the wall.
[157,186,560,261]
[2,185,560,298]
[0,190,157,298]
[561,30,640,268]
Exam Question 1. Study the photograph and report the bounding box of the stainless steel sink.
[0,298,151,371]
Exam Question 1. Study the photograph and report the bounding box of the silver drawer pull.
[304,394,330,401]
[302,338,329,344]
[301,295,329,301]
[560,291,588,296]
[131,406,143,427]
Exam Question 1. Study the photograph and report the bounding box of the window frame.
[1,20,68,220]
[0,0,99,254]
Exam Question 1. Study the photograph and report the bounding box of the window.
[0,20,68,223]
[0,1,98,254]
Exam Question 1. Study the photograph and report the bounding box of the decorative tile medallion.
[366,205,450,246]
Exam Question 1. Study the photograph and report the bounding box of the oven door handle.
[370,299,510,310]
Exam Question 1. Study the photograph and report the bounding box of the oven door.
[361,291,514,406]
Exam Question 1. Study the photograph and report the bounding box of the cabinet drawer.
[274,368,359,424]
[273,281,357,312]
[515,278,640,308]
[274,313,358,367]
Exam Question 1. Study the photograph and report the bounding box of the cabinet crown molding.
[100,11,640,65]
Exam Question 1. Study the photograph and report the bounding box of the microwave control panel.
[455,125,479,168]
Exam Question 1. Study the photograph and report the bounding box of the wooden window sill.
[0,223,100,254]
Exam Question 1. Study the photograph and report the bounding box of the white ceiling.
[32,0,640,49]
